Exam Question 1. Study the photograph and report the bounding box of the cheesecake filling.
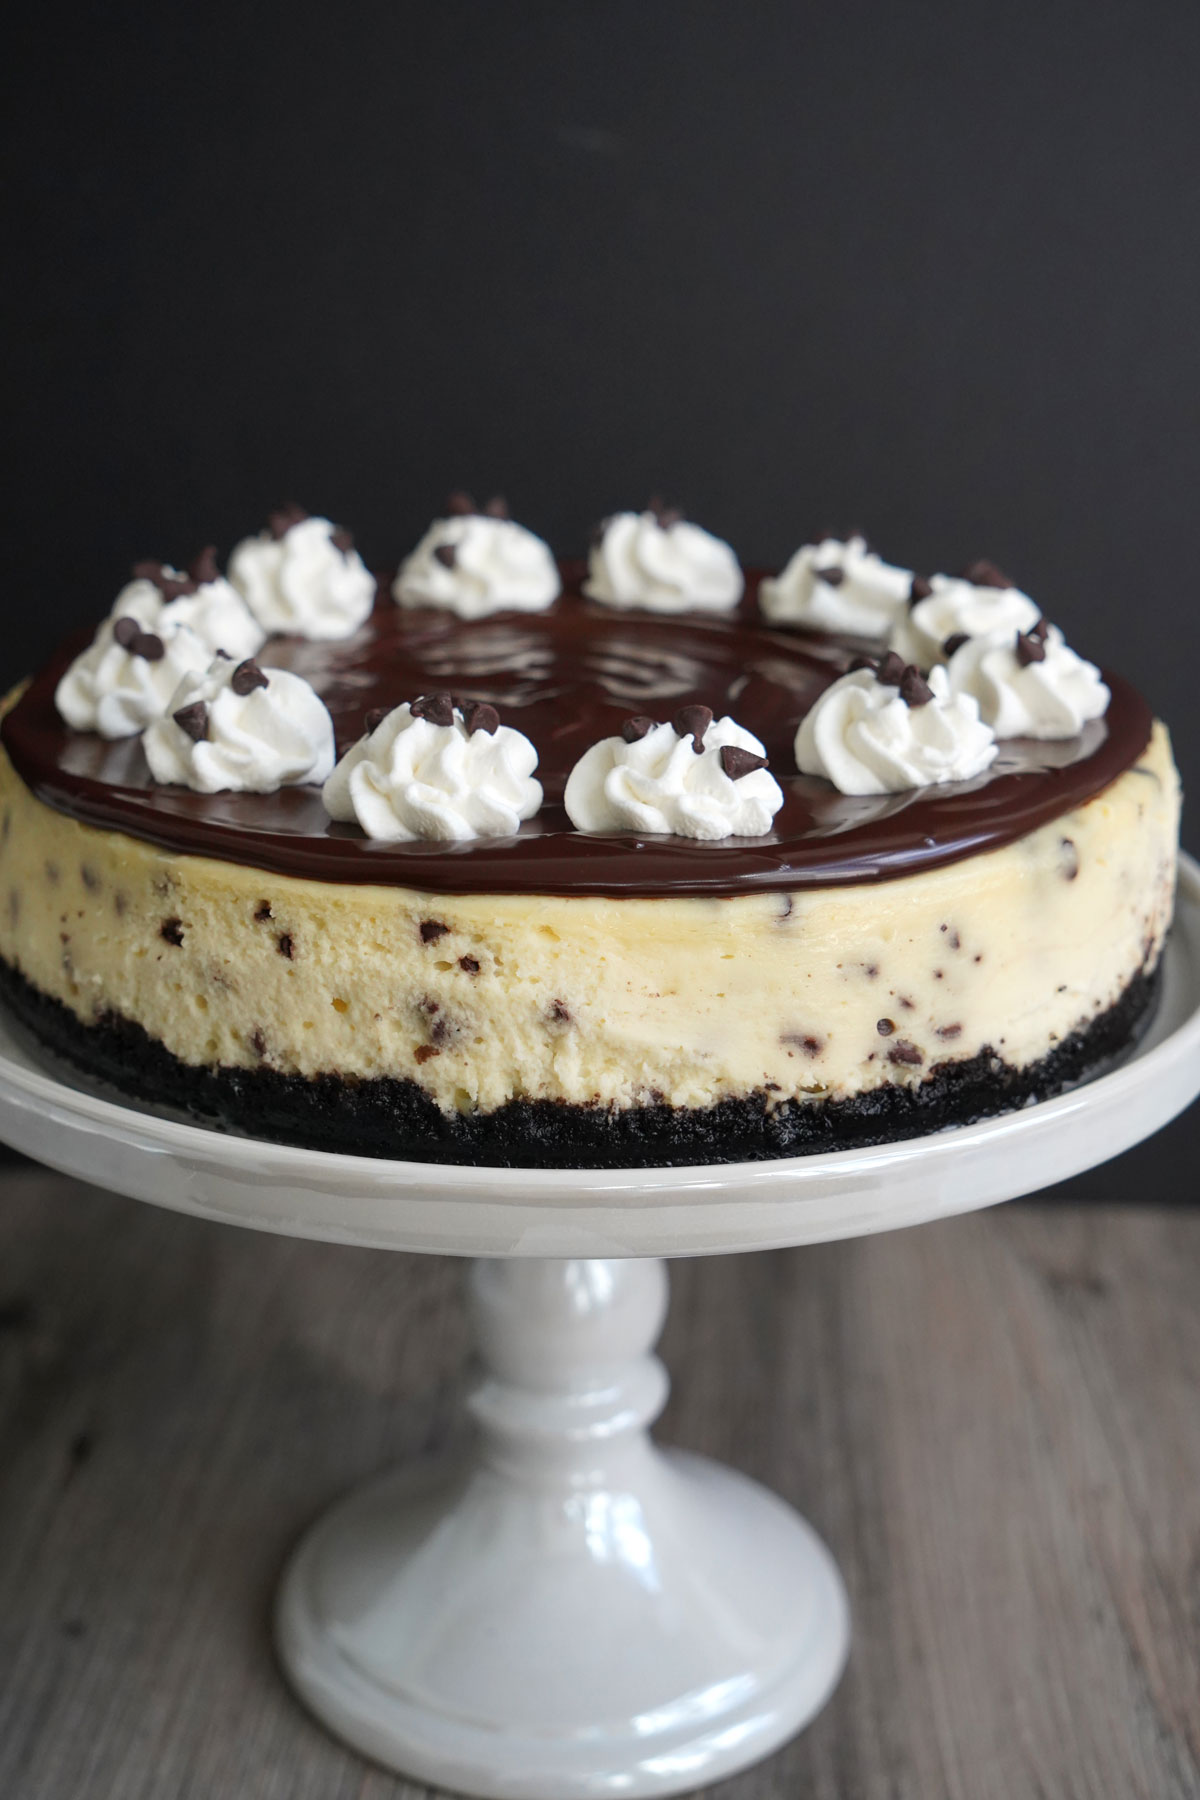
[0,722,1177,1120]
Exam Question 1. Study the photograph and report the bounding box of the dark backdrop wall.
[4,0,1198,1196]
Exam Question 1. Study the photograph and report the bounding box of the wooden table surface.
[0,1165,1197,1800]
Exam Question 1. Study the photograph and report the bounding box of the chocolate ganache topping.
[1,566,1151,897]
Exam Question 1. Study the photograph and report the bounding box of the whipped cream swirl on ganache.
[143,656,336,794]
[759,533,912,636]
[945,621,1110,739]
[56,615,211,739]
[564,705,783,839]
[229,505,376,640]
[889,560,1041,668]
[795,653,997,795]
[392,494,561,620]
[322,692,543,842]
[121,548,266,659]
[55,548,266,739]
[584,502,743,614]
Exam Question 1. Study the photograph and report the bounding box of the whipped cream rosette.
[55,547,266,740]
[229,505,376,640]
[56,615,213,739]
[584,503,743,615]
[392,494,560,620]
[889,560,1040,668]
[795,653,997,795]
[143,655,336,794]
[945,620,1110,739]
[322,691,543,842]
[759,533,912,636]
[122,548,266,660]
[564,704,783,839]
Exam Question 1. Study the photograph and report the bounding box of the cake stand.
[0,856,1198,1800]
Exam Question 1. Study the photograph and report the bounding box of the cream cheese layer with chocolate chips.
[0,722,1176,1119]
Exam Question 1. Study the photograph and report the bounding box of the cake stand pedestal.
[0,854,1197,1799]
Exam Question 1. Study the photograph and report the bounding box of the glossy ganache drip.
[0,569,1152,897]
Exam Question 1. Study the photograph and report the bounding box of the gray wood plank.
[0,1169,1196,1800]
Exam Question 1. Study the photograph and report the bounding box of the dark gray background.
[3,0,1197,1194]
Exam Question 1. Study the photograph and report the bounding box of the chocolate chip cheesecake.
[0,505,1179,1167]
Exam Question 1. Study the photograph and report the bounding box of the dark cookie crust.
[0,954,1161,1170]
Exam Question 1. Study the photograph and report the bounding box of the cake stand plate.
[0,856,1197,1800]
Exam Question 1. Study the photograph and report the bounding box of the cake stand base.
[275,1257,849,1799]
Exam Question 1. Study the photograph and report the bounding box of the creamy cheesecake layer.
[0,724,1178,1117]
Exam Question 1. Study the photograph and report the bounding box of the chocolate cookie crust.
[0,953,1161,1170]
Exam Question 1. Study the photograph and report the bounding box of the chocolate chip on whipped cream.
[143,655,336,794]
[393,496,561,620]
[584,502,743,615]
[229,505,376,640]
[795,660,997,795]
[759,533,913,637]
[322,696,543,842]
[564,711,783,839]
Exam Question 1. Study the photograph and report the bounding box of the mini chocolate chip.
[549,999,572,1024]
[459,955,480,974]
[876,1017,895,1036]
[446,491,476,515]
[876,650,906,686]
[420,920,450,943]
[130,631,164,662]
[1015,630,1046,666]
[268,502,308,539]
[962,558,1011,589]
[673,703,713,752]
[250,1028,268,1059]
[330,526,354,554]
[214,648,232,660]
[187,545,220,585]
[848,654,878,674]
[112,616,141,648]
[937,1023,962,1039]
[719,745,768,780]
[648,495,684,528]
[621,715,656,743]
[1060,837,1079,880]
[254,901,272,922]
[160,918,184,947]
[173,701,209,741]
[943,632,969,657]
[899,666,933,707]
[460,701,499,735]
[888,1038,924,1066]
[815,566,845,587]
[132,560,196,601]
[364,707,389,733]
[909,575,934,604]
[433,543,458,569]
[482,496,509,519]
[411,692,456,727]
[80,864,100,892]
[277,932,294,959]
[231,659,269,695]
[414,1044,440,1064]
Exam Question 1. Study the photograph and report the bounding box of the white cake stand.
[1,856,1198,1800]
